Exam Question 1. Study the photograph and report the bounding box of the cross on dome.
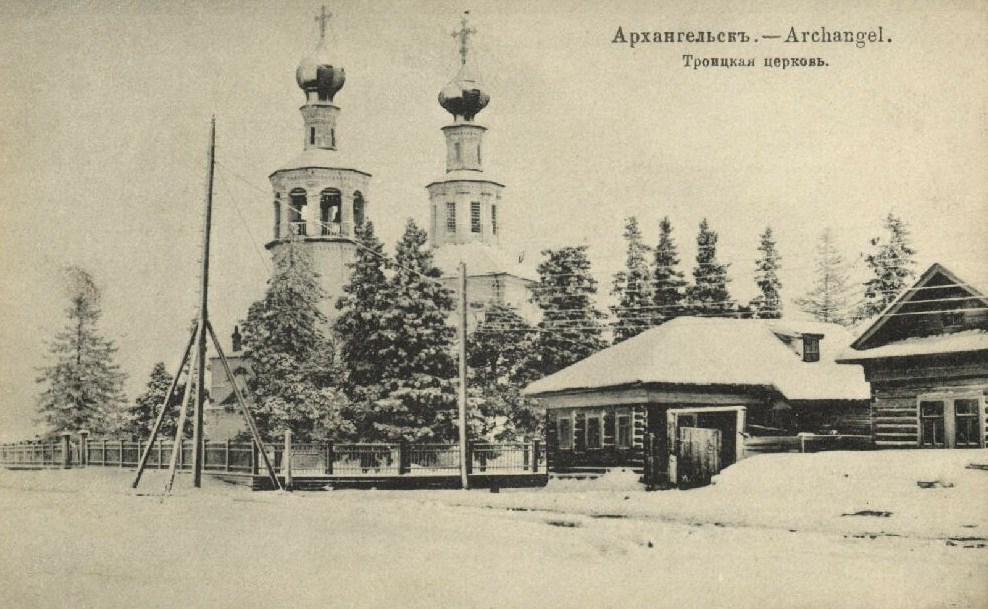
[451,11,476,65]
[315,6,332,40]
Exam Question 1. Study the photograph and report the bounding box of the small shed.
[523,317,871,480]
[837,263,988,449]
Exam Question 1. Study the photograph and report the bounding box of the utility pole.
[457,262,469,490]
[191,116,216,488]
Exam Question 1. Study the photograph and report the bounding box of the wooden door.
[678,427,722,488]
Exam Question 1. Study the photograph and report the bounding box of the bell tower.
[266,6,372,323]
[427,12,504,249]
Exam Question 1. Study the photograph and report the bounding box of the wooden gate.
[678,427,721,488]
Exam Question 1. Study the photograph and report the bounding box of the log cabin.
[837,263,988,449]
[523,317,871,478]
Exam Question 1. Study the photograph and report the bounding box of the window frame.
[557,413,573,450]
[446,202,456,233]
[586,412,603,450]
[917,392,985,449]
[616,413,633,449]
[470,201,481,233]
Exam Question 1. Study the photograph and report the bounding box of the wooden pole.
[283,430,293,491]
[192,117,216,488]
[132,325,197,487]
[206,321,281,490]
[164,325,201,494]
[457,262,469,490]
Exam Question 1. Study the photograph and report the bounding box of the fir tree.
[467,303,542,440]
[750,226,783,319]
[651,216,688,325]
[686,218,734,316]
[795,227,853,325]
[858,212,918,320]
[241,239,350,440]
[610,217,653,343]
[335,221,391,394]
[36,266,127,434]
[128,362,179,438]
[367,219,457,442]
[531,245,606,376]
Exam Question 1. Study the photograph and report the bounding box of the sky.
[1,0,986,440]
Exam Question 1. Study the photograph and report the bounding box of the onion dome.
[439,12,489,121]
[295,10,345,103]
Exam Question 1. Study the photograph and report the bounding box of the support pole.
[206,321,281,490]
[133,324,197,488]
[192,117,216,488]
[457,262,469,490]
[164,325,201,494]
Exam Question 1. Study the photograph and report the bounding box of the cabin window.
[616,414,632,448]
[557,415,573,450]
[802,335,820,362]
[920,401,945,448]
[491,205,498,235]
[470,201,481,233]
[586,414,603,449]
[954,399,980,448]
[919,395,984,449]
[446,202,456,233]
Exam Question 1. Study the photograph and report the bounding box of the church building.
[206,9,537,438]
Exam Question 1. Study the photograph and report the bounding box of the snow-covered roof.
[432,242,537,281]
[837,329,988,362]
[523,317,870,401]
[270,148,371,176]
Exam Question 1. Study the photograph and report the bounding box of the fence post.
[135,438,141,468]
[59,432,72,469]
[465,440,473,475]
[79,430,89,468]
[398,439,409,475]
[178,439,184,470]
[283,430,293,491]
[326,442,334,476]
[119,440,124,468]
[102,439,107,466]
[251,442,259,476]
[158,440,164,469]
[224,440,230,472]
[532,440,541,473]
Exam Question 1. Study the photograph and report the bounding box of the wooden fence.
[0,437,547,478]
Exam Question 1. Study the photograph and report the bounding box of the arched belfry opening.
[353,191,365,228]
[288,188,307,236]
[320,188,342,235]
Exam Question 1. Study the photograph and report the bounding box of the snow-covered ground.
[0,450,985,609]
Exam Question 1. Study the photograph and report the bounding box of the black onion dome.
[438,61,489,121]
[296,38,345,102]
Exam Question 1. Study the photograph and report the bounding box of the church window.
[454,142,462,163]
[446,202,456,233]
[353,192,365,227]
[477,143,482,165]
[470,202,481,233]
[331,128,336,148]
[491,205,497,235]
[319,189,341,235]
[309,127,315,146]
